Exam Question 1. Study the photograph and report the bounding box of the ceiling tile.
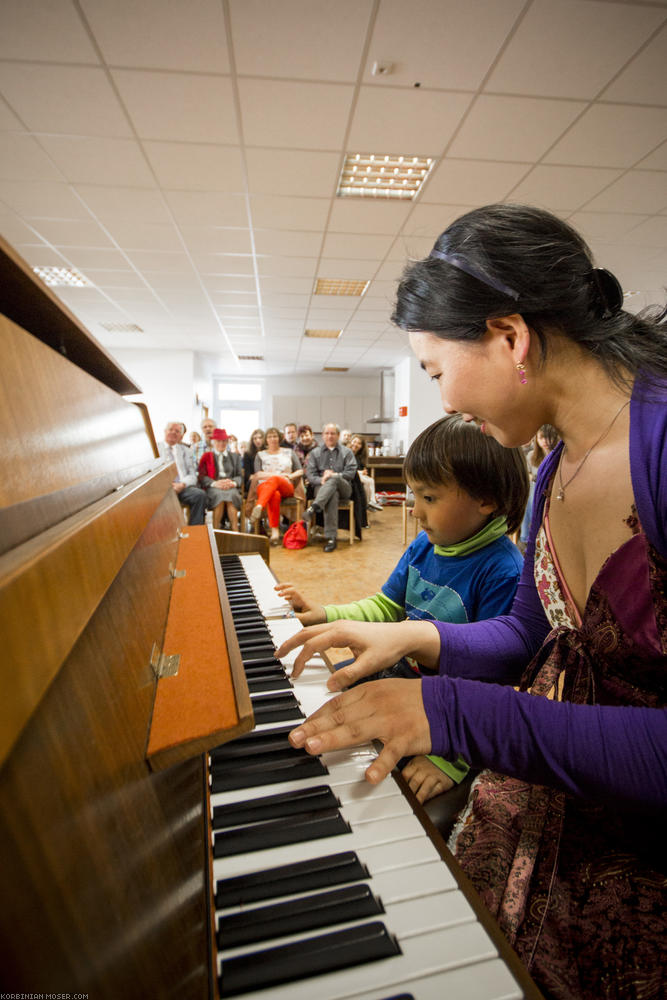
[422,158,530,205]
[348,86,472,155]
[179,226,252,254]
[0,214,46,246]
[165,190,248,227]
[255,256,318,277]
[544,104,667,168]
[622,215,667,247]
[316,257,378,280]
[0,180,90,219]
[245,148,341,198]
[580,169,667,214]
[0,64,131,136]
[259,276,313,295]
[230,0,373,81]
[191,252,255,275]
[328,198,411,235]
[239,79,354,150]
[76,185,171,224]
[401,203,474,238]
[38,136,155,186]
[0,133,64,182]
[569,211,651,242]
[33,218,114,247]
[0,0,98,61]
[102,220,185,252]
[449,96,586,162]
[249,195,330,231]
[637,141,667,171]
[144,142,245,191]
[509,164,623,211]
[321,232,394,259]
[364,0,525,91]
[0,95,22,130]
[57,246,129,269]
[486,0,665,99]
[202,274,257,292]
[601,23,667,105]
[81,0,229,72]
[254,229,323,256]
[113,70,238,144]
[124,250,192,273]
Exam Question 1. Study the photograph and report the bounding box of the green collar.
[434,515,508,558]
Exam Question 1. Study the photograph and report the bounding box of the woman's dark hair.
[530,424,559,467]
[297,424,312,436]
[248,428,266,458]
[350,434,368,465]
[392,204,667,388]
[404,415,529,535]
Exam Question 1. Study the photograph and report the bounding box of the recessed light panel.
[314,278,369,296]
[33,266,92,287]
[100,322,144,333]
[238,355,264,361]
[304,329,342,339]
[337,153,434,199]
[323,366,349,372]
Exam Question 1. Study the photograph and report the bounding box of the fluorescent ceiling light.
[304,329,342,339]
[238,354,264,360]
[337,153,434,199]
[323,366,349,371]
[314,278,369,296]
[33,265,92,287]
[99,322,144,333]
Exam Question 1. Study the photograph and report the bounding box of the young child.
[276,414,528,803]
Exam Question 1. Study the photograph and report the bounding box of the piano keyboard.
[211,554,528,1000]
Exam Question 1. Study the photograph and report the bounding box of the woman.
[250,426,304,545]
[243,428,265,491]
[276,205,667,1000]
[295,424,318,501]
[519,423,559,545]
[349,434,382,512]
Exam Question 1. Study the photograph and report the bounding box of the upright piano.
[0,237,542,999]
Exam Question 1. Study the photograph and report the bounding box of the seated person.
[198,428,242,530]
[243,428,265,492]
[349,434,383,511]
[282,422,298,449]
[295,424,317,500]
[192,416,216,465]
[250,427,304,545]
[277,414,527,801]
[305,423,358,553]
[159,421,210,525]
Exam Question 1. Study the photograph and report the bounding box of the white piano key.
[238,554,293,617]
[350,956,523,1000]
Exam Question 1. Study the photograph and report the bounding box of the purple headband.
[429,247,519,301]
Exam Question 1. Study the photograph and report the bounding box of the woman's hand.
[289,679,432,786]
[274,582,326,626]
[401,756,454,803]
[273,619,441,685]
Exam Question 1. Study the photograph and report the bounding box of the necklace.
[555,399,629,502]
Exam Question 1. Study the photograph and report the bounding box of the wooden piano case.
[0,237,249,997]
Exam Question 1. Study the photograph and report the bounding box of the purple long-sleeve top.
[421,379,667,814]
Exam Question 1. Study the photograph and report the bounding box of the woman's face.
[536,429,552,453]
[299,428,313,446]
[252,431,264,448]
[266,430,280,449]
[350,436,362,454]
[408,329,536,449]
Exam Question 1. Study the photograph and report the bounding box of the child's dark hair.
[404,415,529,535]
[392,204,667,391]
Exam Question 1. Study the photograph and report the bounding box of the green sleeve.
[426,754,470,784]
[324,592,404,623]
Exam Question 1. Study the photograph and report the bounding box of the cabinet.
[367,456,405,493]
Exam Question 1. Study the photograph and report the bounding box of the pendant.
[556,489,565,501]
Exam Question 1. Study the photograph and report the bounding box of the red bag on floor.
[282,520,308,549]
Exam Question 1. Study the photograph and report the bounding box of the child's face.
[408,478,495,548]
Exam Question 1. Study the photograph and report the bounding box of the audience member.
[305,423,357,552]
[227,434,239,453]
[243,428,266,491]
[282,422,298,449]
[340,429,352,446]
[192,417,216,465]
[198,428,242,530]
[520,424,560,545]
[349,435,383,512]
[159,421,208,525]
[249,427,304,545]
[189,430,201,448]
[295,424,318,500]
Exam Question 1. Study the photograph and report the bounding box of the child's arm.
[274,582,326,626]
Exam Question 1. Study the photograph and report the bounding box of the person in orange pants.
[250,426,304,544]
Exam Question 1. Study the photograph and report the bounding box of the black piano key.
[250,693,302,723]
[217,883,383,949]
[243,655,282,668]
[212,785,339,829]
[210,754,327,793]
[243,662,284,676]
[210,748,306,775]
[247,675,291,693]
[215,851,369,908]
[218,921,400,997]
[210,731,293,759]
[213,807,350,857]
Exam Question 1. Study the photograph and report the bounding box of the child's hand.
[274,582,326,625]
[401,755,454,803]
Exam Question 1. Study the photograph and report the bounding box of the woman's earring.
[516,363,527,385]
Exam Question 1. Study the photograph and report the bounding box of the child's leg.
[402,756,455,803]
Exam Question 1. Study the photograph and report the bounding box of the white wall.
[394,355,444,451]
[109,348,197,441]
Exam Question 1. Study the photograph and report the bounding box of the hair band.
[429,247,519,301]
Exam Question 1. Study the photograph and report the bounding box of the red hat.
[211,428,228,441]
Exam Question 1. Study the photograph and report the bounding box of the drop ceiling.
[1,0,666,377]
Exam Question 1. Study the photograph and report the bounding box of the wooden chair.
[252,494,304,535]
[308,499,356,545]
[402,498,418,546]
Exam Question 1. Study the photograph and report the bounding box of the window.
[214,380,264,444]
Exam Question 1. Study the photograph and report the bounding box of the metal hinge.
[169,562,186,578]
[150,642,180,679]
